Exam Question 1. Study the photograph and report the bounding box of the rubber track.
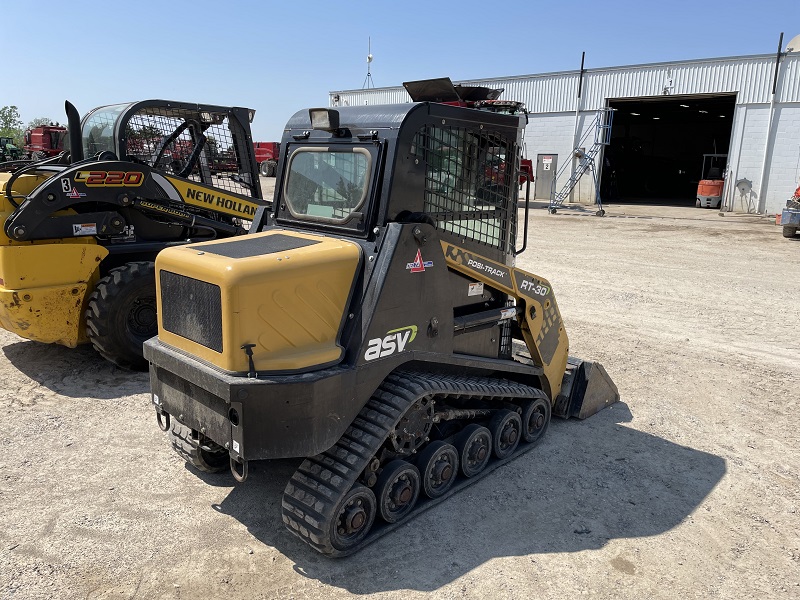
[169,421,227,474]
[281,370,548,557]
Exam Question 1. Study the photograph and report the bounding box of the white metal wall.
[330,53,800,214]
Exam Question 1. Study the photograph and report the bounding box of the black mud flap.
[553,357,619,419]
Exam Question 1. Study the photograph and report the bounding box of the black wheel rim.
[421,443,458,498]
[127,296,157,339]
[459,427,491,477]
[377,461,420,523]
[491,411,521,459]
[522,398,551,444]
[332,486,376,551]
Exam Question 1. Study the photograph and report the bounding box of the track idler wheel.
[454,424,492,477]
[330,485,377,552]
[520,397,551,445]
[375,460,421,523]
[416,441,459,499]
[489,409,522,459]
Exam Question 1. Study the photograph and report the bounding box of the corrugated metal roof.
[331,53,800,113]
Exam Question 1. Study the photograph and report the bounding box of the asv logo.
[364,325,418,361]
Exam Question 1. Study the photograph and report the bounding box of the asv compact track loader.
[0,100,267,369]
[145,99,619,556]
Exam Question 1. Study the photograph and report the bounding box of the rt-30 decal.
[364,325,418,361]
[406,249,433,273]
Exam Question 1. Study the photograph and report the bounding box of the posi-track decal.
[442,244,511,289]
[364,325,418,361]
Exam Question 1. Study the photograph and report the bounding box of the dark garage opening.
[601,94,736,205]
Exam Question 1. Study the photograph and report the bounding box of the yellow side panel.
[156,230,360,373]
[0,171,54,202]
[0,244,108,346]
[165,176,263,220]
[440,241,569,400]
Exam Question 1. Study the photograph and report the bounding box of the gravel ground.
[1,198,798,599]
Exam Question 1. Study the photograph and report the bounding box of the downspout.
[756,32,785,214]
[726,104,748,212]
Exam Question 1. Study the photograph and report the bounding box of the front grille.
[160,271,223,352]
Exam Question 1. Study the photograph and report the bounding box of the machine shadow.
[2,340,149,399]
[214,402,727,594]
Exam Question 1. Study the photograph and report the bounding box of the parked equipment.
[696,153,727,208]
[0,99,268,368]
[146,96,619,557]
[0,137,21,162]
[781,182,800,238]
[23,124,67,160]
[254,141,280,177]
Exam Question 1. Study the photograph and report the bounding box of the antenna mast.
[362,37,374,89]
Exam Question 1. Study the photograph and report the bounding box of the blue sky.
[4,0,799,141]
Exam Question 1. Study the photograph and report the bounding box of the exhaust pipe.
[65,100,83,163]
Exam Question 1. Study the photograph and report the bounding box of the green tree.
[0,106,24,145]
[27,117,54,129]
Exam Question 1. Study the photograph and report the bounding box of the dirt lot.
[1,199,798,599]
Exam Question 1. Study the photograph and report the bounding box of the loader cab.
[78,100,262,198]
[274,102,525,262]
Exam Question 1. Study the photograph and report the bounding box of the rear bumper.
[697,195,722,208]
[781,209,800,227]
[144,338,358,461]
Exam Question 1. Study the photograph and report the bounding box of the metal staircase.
[549,108,615,216]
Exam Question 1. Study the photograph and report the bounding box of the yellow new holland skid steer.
[146,86,619,556]
[0,100,268,368]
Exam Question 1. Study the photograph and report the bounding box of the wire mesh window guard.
[412,124,518,253]
[83,104,255,197]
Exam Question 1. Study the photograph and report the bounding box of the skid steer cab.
[145,96,619,556]
[0,99,269,369]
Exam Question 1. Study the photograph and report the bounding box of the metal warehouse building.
[330,44,800,215]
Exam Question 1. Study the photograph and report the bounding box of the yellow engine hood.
[155,229,361,373]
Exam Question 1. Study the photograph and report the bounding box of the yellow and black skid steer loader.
[145,89,619,556]
[0,99,268,368]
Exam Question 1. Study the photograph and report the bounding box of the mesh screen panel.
[123,107,254,197]
[413,125,518,253]
[160,271,223,352]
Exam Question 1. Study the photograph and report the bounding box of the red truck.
[254,141,280,177]
[23,124,68,160]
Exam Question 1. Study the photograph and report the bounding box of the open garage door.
[602,94,736,205]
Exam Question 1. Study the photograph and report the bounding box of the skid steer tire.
[86,261,156,371]
[169,421,229,474]
[782,225,797,239]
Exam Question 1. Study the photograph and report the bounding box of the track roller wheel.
[85,261,156,370]
[375,460,421,523]
[455,424,492,477]
[489,410,522,459]
[169,420,228,473]
[416,441,459,499]
[520,396,551,445]
[330,484,377,552]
